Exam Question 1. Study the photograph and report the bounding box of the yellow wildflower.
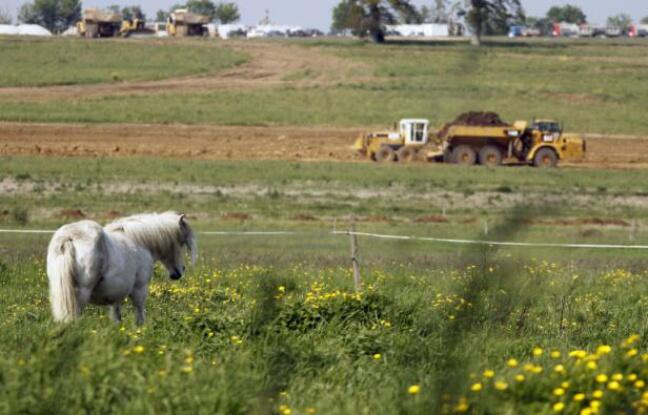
[133,345,145,354]
[533,347,543,357]
[550,350,561,359]
[596,345,612,355]
[595,374,608,383]
[483,370,495,378]
[507,358,519,368]
[611,373,623,381]
[373,353,382,360]
[573,393,586,402]
[553,388,565,397]
[586,361,598,370]
[635,380,646,389]
[408,385,421,395]
[515,374,525,382]
[554,364,566,374]
[592,390,604,399]
[553,402,565,412]
[470,383,483,392]
[627,349,638,358]
[494,381,508,391]
[607,381,620,391]
[454,400,469,413]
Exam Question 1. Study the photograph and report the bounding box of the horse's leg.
[109,303,122,324]
[130,287,148,326]
[77,286,93,316]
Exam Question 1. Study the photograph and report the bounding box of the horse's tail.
[47,237,78,322]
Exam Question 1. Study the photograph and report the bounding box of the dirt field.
[1,121,648,168]
[1,40,647,169]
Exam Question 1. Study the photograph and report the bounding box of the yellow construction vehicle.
[166,9,210,37]
[120,18,153,37]
[77,8,121,38]
[354,113,586,168]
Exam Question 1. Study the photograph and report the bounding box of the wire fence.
[2,228,648,250]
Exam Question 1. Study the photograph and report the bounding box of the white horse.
[46,212,197,325]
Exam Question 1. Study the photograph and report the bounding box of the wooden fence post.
[349,218,362,292]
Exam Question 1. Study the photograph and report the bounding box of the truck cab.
[400,119,430,146]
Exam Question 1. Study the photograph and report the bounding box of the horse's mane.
[105,212,197,264]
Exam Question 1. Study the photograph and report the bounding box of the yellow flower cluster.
[450,335,648,414]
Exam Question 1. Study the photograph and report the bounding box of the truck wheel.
[451,145,477,166]
[533,148,558,168]
[375,146,396,163]
[479,145,503,167]
[397,147,418,163]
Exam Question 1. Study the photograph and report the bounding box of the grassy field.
[2,36,648,415]
[2,231,648,414]
[1,37,648,134]
[0,37,246,87]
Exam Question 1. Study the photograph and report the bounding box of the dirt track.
[2,122,648,168]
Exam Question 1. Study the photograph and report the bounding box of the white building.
[0,24,52,36]
[386,24,450,37]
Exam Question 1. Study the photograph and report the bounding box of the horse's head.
[162,214,197,281]
[107,212,198,281]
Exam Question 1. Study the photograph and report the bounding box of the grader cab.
[353,119,439,162]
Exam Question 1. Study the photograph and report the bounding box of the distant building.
[386,24,450,37]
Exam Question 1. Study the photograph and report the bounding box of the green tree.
[156,9,169,22]
[429,0,450,23]
[607,13,632,32]
[331,0,420,43]
[462,0,524,46]
[214,2,240,24]
[642,16,648,25]
[332,0,364,35]
[17,0,81,33]
[186,0,216,20]
[546,4,586,23]
[121,6,145,21]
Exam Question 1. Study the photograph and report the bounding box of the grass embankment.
[0,36,246,87]
[1,38,648,134]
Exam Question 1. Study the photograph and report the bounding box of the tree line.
[331,1,648,45]
[6,0,240,33]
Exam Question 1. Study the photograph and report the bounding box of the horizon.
[3,0,646,29]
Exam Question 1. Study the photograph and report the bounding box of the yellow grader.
[354,112,586,168]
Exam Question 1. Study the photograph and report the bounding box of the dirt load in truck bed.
[437,111,509,139]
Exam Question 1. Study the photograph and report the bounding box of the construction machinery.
[77,8,121,38]
[354,112,586,168]
[166,9,210,37]
[120,18,155,37]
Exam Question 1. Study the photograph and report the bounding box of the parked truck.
[77,8,121,38]
[354,112,586,168]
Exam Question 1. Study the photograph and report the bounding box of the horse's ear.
[179,214,187,225]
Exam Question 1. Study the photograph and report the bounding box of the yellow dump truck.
[77,8,122,38]
[166,9,210,37]
[354,113,586,168]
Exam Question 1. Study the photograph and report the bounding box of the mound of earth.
[438,111,509,139]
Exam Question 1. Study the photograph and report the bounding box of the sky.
[2,0,647,29]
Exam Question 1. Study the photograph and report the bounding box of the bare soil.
[1,122,648,169]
